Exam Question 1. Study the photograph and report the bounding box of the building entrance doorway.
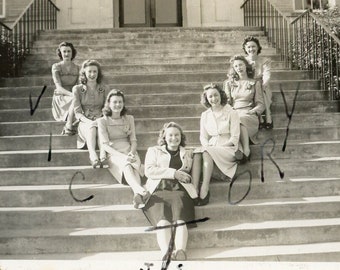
[119,0,182,27]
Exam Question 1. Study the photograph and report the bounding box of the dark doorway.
[119,0,182,27]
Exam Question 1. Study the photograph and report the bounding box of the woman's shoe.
[173,249,187,261]
[133,193,146,209]
[234,150,244,161]
[265,121,274,129]
[99,157,107,168]
[259,122,266,130]
[90,159,100,168]
[198,191,210,206]
[61,126,75,136]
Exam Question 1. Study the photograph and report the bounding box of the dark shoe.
[259,122,266,130]
[61,126,76,136]
[133,193,146,209]
[193,197,200,206]
[99,157,107,168]
[198,191,210,206]
[173,249,187,261]
[265,121,274,129]
[90,159,100,168]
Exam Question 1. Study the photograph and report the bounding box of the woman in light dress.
[72,59,109,168]
[97,89,148,209]
[243,36,273,129]
[223,55,265,160]
[191,84,240,206]
[51,42,80,135]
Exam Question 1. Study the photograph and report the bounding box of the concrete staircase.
[0,27,340,262]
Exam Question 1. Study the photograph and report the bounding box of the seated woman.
[97,89,148,209]
[223,55,265,159]
[191,84,240,206]
[242,36,273,129]
[51,42,80,135]
[143,122,198,261]
[72,59,109,168]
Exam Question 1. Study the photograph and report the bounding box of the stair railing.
[241,0,340,100]
[290,11,340,100]
[0,0,59,77]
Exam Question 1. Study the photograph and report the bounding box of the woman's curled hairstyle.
[56,42,77,60]
[242,36,262,55]
[102,89,127,116]
[201,83,228,108]
[79,59,103,85]
[228,54,254,81]
[157,122,186,147]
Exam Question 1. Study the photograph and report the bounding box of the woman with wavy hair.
[97,89,148,209]
[191,83,240,206]
[51,42,79,135]
[223,55,265,160]
[143,122,198,261]
[72,59,109,168]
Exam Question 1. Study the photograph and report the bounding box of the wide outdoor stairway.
[0,27,340,263]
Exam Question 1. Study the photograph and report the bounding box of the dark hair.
[102,89,127,116]
[201,83,228,108]
[228,54,254,81]
[56,42,77,60]
[242,36,262,55]
[79,59,103,85]
[157,122,186,147]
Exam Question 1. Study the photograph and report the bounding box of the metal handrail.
[0,0,59,77]
[11,0,60,29]
[290,10,340,99]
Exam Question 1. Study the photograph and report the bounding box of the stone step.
[22,54,283,66]
[0,112,337,136]
[0,99,337,122]
[1,218,339,254]
[0,165,338,206]
[36,29,266,41]
[0,89,325,110]
[22,61,287,75]
[2,244,339,262]
[0,81,321,98]
[0,194,339,228]
[0,70,313,87]
[29,44,276,54]
[24,50,278,62]
[33,36,270,46]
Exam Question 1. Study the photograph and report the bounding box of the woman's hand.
[174,170,191,184]
[126,152,136,163]
[247,110,257,115]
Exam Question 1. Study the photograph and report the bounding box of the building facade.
[55,0,244,29]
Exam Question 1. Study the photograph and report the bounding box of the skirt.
[107,150,143,185]
[143,184,196,228]
[77,120,98,149]
[51,94,73,122]
[194,146,237,179]
[236,108,260,144]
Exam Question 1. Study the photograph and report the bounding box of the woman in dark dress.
[143,122,198,261]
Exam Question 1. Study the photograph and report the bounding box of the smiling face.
[164,127,181,151]
[60,46,73,61]
[206,88,221,108]
[233,59,247,77]
[244,41,259,57]
[84,65,98,83]
[108,95,124,114]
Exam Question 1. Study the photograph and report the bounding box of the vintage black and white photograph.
[0,0,340,269]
